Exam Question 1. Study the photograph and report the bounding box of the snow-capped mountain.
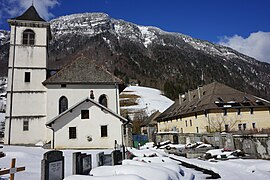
[50,13,258,64]
[0,77,7,113]
[0,12,270,100]
[0,30,10,46]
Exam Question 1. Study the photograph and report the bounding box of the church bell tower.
[4,6,51,145]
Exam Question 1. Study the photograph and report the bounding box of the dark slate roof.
[43,56,123,85]
[140,111,161,127]
[46,97,128,126]
[11,6,45,22]
[157,82,270,122]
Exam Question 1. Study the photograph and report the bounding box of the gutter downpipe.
[8,22,17,145]
[47,125,55,149]
[115,83,126,158]
[115,83,119,114]
[121,118,130,160]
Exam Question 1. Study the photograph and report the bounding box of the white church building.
[4,6,128,149]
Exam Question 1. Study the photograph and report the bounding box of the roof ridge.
[46,97,128,126]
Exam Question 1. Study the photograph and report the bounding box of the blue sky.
[1,0,270,63]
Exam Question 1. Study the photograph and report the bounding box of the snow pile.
[170,154,270,180]
[65,174,144,180]
[88,148,185,180]
[120,86,174,117]
[127,147,167,157]
[202,148,245,160]
[90,165,174,180]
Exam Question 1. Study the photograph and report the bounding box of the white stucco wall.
[4,117,47,145]
[46,84,120,142]
[7,69,47,91]
[46,84,119,121]
[52,101,122,149]
[5,92,46,116]
[10,26,48,46]
[5,25,48,145]
[8,46,47,68]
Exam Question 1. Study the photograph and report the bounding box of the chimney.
[179,94,182,105]
[198,86,201,99]
[188,90,191,102]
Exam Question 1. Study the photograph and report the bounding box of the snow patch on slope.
[138,26,157,47]
[120,86,174,116]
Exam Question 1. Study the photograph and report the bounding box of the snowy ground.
[0,145,112,180]
[170,155,270,180]
[1,145,270,179]
[120,85,174,116]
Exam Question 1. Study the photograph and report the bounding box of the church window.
[59,96,68,114]
[81,110,89,119]
[24,72,31,82]
[22,29,35,45]
[99,94,108,108]
[101,125,108,137]
[69,127,76,139]
[23,120,29,131]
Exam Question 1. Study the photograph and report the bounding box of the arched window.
[59,96,68,114]
[99,94,108,108]
[22,29,35,45]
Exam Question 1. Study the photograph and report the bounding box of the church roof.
[11,6,45,22]
[157,82,270,122]
[43,56,123,85]
[46,97,128,126]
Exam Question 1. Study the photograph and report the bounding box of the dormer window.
[22,29,35,45]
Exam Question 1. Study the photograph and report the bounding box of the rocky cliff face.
[1,13,270,99]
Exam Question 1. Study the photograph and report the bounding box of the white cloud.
[218,31,270,63]
[1,0,60,21]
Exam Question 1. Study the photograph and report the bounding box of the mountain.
[0,12,270,100]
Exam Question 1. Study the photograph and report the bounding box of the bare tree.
[206,114,241,133]
[132,109,148,134]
